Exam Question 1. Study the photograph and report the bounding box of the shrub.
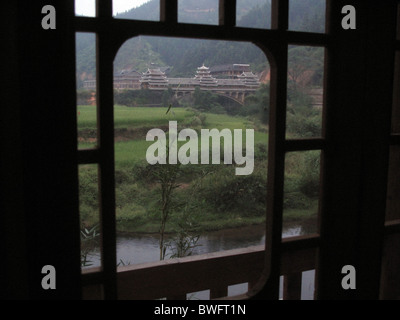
[286,113,321,138]
[298,151,320,198]
[283,191,312,209]
[199,167,267,216]
[116,203,147,224]
[77,89,94,105]
[254,143,268,161]
[79,166,99,209]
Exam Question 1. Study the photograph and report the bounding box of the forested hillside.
[76,0,325,86]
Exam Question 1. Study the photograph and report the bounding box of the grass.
[116,215,267,234]
[77,104,268,131]
[77,105,269,162]
[113,105,191,129]
[77,105,195,130]
[115,140,154,165]
[76,105,97,129]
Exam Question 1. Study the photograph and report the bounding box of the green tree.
[150,156,181,261]
[162,87,175,107]
[241,83,270,124]
[193,87,222,112]
[288,46,324,90]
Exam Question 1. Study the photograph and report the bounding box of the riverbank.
[115,201,318,235]
[116,215,266,234]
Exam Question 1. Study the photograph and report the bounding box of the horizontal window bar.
[285,138,326,152]
[281,233,320,252]
[390,134,400,145]
[82,268,103,286]
[74,17,329,46]
[287,30,330,46]
[81,235,321,289]
[384,219,400,235]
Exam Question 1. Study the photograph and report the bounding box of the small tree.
[80,224,100,267]
[165,169,210,259]
[149,104,182,260]
[150,159,181,260]
[242,83,270,124]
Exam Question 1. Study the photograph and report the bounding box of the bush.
[298,151,320,198]
[208,104,226,114]
[114,89,166,107]
[79,166,99,209]
[77,89,94,105]
[283,192,312,209]
[284,151,320,205]
[240,84,270,123]
[286,87,322,138]
[79,204,97,226]
[199,167,267,216]
[193,87,224,113]
[116,203,147,224]
[254,143,268,161]
[286,113,321,138]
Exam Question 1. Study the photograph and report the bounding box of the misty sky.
[75,0,151,16]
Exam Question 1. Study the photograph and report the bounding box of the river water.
[85,222,316,299]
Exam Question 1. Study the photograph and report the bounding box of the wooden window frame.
[4,0,400,301]
[73,0,400,300]
[75,0,329,300]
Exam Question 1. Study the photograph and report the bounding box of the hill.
[76,0,324,87]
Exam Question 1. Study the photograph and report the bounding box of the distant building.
[194,64,218,87]
[83,69,142,90]
[237,71,260,88]
[114,69,142,90]
[82,64,261,104]
[83,79,96,90]
[140,68,169,89]
[209,64,251,78]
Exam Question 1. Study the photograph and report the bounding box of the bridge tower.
[194,65,218,87]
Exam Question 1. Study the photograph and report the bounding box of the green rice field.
[77,105,269,165]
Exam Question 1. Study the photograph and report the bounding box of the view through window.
[75,0,326,300]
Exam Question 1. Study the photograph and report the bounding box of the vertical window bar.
[325,0,333,35]
[271,0,289,30]
[263,49,288,299]
[392,51,400,134]
[96,0,112,18]
[258,2,289,299]
[160,0,178,23]
[219,0,236,27]
[96,34,117,299]
[397,3,400,41]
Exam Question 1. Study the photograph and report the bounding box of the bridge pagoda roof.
[114,69,142,80]
[210,63,251,73]
[195,64,218,86]
[140,68,169,86]
[110,65,260,91]
[237,71,260,87]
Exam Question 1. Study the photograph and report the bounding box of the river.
[84,221,316,299]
